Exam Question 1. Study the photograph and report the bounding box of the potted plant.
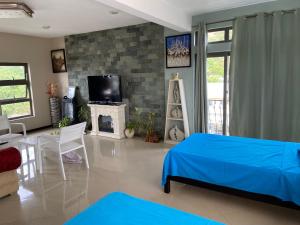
[59,116,71,128]
[124,107,142,138]
[124,121,136,138]
[78,105,92,131]
[50,116,71,136]
[143,112,160,143]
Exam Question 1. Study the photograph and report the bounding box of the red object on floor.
[0,147,22,173]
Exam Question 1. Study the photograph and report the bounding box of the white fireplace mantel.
[88,104,126,139]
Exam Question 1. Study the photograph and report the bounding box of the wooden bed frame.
[164,175,300,210]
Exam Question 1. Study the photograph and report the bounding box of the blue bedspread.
[162,134,300,205]
[64,192,224,225]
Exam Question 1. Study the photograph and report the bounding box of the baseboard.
[27,125,53,133]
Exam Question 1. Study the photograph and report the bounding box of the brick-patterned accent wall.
[65,23,165,135]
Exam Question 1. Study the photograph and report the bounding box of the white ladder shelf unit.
[164,79,190,144]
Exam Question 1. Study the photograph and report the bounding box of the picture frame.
[166,34,191,68]
[51,49,67,73]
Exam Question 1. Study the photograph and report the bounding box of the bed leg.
[164,176,170,193]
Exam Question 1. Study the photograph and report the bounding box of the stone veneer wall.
[65,23,165,135]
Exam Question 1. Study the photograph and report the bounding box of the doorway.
[206,53,230,135]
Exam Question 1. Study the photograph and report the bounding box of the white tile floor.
[0,132,299,225]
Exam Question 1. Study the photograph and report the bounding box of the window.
[207,27,232,43]
[0,63,33,119]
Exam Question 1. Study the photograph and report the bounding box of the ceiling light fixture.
[0,2,33,18]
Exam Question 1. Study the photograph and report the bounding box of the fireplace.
[98,115,114,133]
[88,104,126,139]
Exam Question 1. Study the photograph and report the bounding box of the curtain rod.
[201,9,297,26]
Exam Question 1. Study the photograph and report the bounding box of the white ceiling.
[0,0,276,38]
[163,0,276,15]
[0,0,146,38]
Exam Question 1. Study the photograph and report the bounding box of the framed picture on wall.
[166,34,191,68]
[51,49,67,73]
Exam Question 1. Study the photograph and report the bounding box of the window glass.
[0,64,33,119]
[208,27,233,43]
[229,29,233,40]
[0,66,25,80]
[208,30,225,43]
[1,102,31,119]
[0,85,28,100]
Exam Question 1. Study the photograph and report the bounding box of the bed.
[64,192,225,225]
[162,133,300,207]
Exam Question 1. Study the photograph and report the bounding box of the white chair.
[0,115,27,142]
[38,122,89,180]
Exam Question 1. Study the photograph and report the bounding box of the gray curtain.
[230,9,300,141]
[194,22,208,133]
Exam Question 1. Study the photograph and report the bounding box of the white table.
[17,136,41,171]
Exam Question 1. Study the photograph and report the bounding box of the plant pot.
[125,128,135,138]
[145,132,160,143]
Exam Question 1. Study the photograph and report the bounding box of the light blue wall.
[163,0,300,134]
[164,28,195,133]
[193,0,300,25]
[166,0,300,134]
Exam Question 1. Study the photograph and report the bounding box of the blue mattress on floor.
[64,192,224,225]
[162,134,300,205]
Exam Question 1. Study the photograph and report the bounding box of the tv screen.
[88,75,122,103]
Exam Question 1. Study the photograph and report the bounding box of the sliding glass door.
[207,53,230,135]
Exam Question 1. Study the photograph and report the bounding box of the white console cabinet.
[88,104,126,139]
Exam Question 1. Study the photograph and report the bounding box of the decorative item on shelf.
[172,72,181,80]
[144,112,160,143]
[169,125,185,142]
[173,82,180,103]
[171,106,183,118]
[51,49,67,73]
[46,81,61,128]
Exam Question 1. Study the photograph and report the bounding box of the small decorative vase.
[124,128,135,138]
[173,82,180,103]
[49,97,61,128]
[169,125,185,142]
[172,72,180,80]
[171,107,183,118]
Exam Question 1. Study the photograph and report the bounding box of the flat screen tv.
[88,75,122,103]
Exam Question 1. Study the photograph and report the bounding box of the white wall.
[49,37,69,132]
[50,37,69,98]
[0,33,68,130]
